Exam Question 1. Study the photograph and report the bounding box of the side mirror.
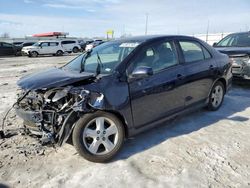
[130,66,153,80]
[213,42,217,47]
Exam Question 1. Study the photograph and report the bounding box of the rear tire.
[207,81,225,111]
[56,50,63,56]
[72,111,125,163]
[72,47,79,53]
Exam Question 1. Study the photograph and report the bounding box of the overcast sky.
[0,0,250,38]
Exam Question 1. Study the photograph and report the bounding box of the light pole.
[206,20,210,43]
[145,13,149,35]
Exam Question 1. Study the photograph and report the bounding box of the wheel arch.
[105,110,129,138]
[207,77,227,100]
[72,46,79,53]
[217,77,227,92]
[30,50,39,54]
[61,109,129,146]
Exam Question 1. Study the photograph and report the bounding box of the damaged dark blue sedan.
[15,35,232,162]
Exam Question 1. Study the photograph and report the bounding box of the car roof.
[227,31,250,36]
[37,41,61,43]
[60,39,77,41]
[113,35,197,43]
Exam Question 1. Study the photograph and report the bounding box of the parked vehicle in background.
[15,35,232,162]
[13,42,24,46]
[85,40,104,51]
[79,40,93,51]
[22,41,64,57]
[214,32,250,79]
[17,42,36,48]
[0,42,20,56]
[14,42,36,56]
[61,40,81,53]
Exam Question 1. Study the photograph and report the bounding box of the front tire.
[207,81,225,111]
[30,51,38,57]
[72,111,125,163]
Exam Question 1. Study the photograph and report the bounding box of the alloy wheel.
[211,85,223,108]
[82,117,119,155]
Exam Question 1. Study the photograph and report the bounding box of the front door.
[39,42,50,54]
[127,39,186,128]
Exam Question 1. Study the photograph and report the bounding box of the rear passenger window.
[62,41,75,44]
[202,46,212,59]
[50,42,58,46]
[179,41,209,63]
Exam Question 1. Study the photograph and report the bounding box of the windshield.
[63,41,140,74]
[216,33,250,47]
[32,42,41,47]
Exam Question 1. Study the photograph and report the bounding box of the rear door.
[177,40,217,106]
[49,42,60,53]
[127,39,186,128]
[61,41,75,51]
[61,41,69,51]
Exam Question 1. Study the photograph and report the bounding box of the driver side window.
[128,40,178,74]
[41,42,49,47]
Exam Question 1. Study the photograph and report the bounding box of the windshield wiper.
[96,52,104,76]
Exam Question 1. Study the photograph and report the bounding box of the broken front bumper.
[15,107,42,123]
[15,106,56,135]
[15,106,42,133]
[231,56,250,79]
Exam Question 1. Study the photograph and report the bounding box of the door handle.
[177,74,184,80]
[209,65,214,70]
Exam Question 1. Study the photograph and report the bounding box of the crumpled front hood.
[215,47,250,56]
[17,67,95,90]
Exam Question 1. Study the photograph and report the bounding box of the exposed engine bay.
[15,86,104,145]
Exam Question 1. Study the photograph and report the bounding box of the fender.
[57,91,105,146]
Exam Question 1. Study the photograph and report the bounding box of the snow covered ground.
[0,55,250,188]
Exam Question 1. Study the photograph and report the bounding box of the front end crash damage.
[15,87,105,146]
[230,55,250,79]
